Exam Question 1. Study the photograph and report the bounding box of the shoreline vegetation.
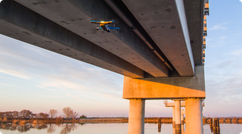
[1,117,242,124]
[1,108,242,125]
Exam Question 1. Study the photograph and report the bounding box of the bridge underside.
[0,0,205,78]
[0,0,207,134]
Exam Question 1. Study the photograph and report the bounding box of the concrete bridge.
[0,0,209,134]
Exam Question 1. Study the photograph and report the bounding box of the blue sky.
[0,0,242,117]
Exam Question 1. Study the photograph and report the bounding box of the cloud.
[220,36,226,39]
[0,34,123,95]
[209,36,227,47]
[205,60,242,105]
[37,86,59,92]
[231,49,242,56]
[0,68,30,79]
[0,83,13,87]
[42,95,62,98]
[100,92,121,99]
[209,23,227,30]
[240,0,242,3]
[66,94,87,102]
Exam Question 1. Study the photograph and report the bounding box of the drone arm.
[109,27,119,30]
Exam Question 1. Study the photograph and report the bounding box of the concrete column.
[172,107,175,124]
[174,100,181,134]
[181,112,185,134]
[128,99,145,134]
[181,123,184,134]
[181,109,185,123]
[185,98,203,134]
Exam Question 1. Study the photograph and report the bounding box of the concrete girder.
[14,0,169,77]
[0,0,144,78]
[184,0,205,65]
[122,0,195,76]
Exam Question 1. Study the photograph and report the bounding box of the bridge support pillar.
[172,107,176,124]
[174,100,181,134]
[181,123,185,134]
[181,109,185,123]
[123,66,205,134]
[128,99,145,134]
[185,98,203,134]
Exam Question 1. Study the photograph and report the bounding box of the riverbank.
[1,117,242,124]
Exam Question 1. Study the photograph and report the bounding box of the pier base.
[185,98,203,134]
[128,99,145,134]
[173,107,176,124]
[175,100,181,134]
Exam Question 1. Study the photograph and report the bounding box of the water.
[0,123,242,134]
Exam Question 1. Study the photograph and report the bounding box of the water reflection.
[60,124,77,134]
[47,124,56,133]
[171,123,185,134]
[0,123,47,132]
[0,123,76,134]
[0,123,241,134]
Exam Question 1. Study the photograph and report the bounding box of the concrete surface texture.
[0,0,206,78]
[175,100,181,124]
[128,99,145,134]
[185,98,203,134]
[123,66,205,99]
[13,0,169,77]
[0,0,146,78]
[174,100,181,134]
[122,0,204,76]
[173,107,176,124]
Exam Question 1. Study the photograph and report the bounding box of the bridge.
[0,0,209,134]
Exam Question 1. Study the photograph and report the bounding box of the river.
[0,123,242,134]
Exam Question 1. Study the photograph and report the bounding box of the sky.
[0,0,242,118]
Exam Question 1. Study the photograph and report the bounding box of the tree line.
[0,107,85,119]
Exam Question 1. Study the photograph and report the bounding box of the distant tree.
[36,113,41,118]
[56,116,64,124]
[5,111,13,118]
[31,114,37,118]
[13,111,19,118]
[38,113,49,119]
[19,109,32,118]
[49,109,58,118]
[43,113,49,119]
[39,113,44,118]
[9,113,14,118]
[79,115,87,118]
[63,107,73,118]
[0,112,3,118]
[71,112,79,119]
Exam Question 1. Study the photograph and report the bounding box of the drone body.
[91,20,119,32]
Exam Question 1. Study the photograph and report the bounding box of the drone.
[91,20,119,33]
